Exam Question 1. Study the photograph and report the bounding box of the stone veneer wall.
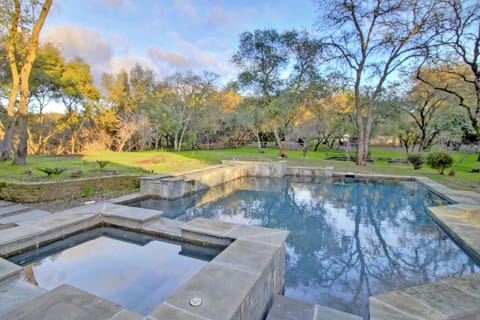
[0,175,140,202]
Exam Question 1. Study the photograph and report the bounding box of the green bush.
[426,152,454,175]
[96,160,110,170]
[37,167,66,178]
[407,153,423,170]
[81,184,95,197]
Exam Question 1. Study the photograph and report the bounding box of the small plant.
[407,153,424,170]
[426,152,454,175]
[37,167,66,178]
[96,160,110,170]
[81,184,95,197]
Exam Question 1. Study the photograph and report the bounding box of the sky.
[41,0,319,86]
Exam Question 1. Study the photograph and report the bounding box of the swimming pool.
[128,177,480,319]
[9,227,222,316]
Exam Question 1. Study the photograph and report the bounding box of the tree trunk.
[354,71,367,166]
[0,119,16,161]
[173,132,179,151]
[1,0,21,161]
[71,128,76,154]
[252,129,262,150]
[12,0,53,165]
[272,126,287,157]
[177,126,188,152]
[14,113,28,165]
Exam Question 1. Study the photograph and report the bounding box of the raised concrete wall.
[286,166,334,177]
[140,161,334,200]
[153,218,289,320]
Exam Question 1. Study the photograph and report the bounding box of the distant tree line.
[0,0,478,165]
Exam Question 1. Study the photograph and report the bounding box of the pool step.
[266,295,361,320]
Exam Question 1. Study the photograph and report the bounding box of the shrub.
[81,184,95,197]
[37,167,66,178]
[407,153,423,170]
[426,152,454,175]
[96,160,110,170]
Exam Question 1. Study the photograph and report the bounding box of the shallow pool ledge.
[150,217,289,320]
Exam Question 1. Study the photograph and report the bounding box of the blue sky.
[42,0,318,84]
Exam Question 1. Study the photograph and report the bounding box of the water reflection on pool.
[128,177,480,319]
[9,228,221,315]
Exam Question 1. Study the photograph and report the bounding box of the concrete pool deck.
[0,162,479,319]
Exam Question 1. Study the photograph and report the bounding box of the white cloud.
[97,0,136,11]
[42,24,114,82]
[110,56,153,75]
[147,47,193,68]
[205,6,231,29]
[146,32,235,81]
[173,0,199,23]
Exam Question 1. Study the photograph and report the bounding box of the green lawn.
[0,147,479,193]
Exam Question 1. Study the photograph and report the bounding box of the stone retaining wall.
[0,175,140,202]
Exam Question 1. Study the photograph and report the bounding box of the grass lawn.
[0,147,479,194]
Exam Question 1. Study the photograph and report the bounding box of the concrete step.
[0,278,47,317]
[266,295,361,320]
[1,284,141,320]
[0,210,52,225]
[0,201,15,207]
[0,204,30,218]
[369,272,480,320]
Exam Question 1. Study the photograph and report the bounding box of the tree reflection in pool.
[130,177,480,319]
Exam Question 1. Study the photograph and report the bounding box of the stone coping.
[0,199,289,320]
[267,295,361,320]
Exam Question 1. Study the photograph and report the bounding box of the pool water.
[128,177,480,319]
[9,228,221,316]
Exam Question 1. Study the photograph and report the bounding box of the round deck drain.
[189,297,202,307]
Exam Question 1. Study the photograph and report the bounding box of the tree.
[434,107,477,148]
[417,0,480,137]
[233,29,323,157]
[233,29,290,153]
[237,97,267,150]
[398,81,444,152]
[28,43,65,154]
[165,71,218,151]
[233,29,289,100]
[316,0,438,165]
[101,64,160,151]
[54,57,99,154]
[0,0,53,164]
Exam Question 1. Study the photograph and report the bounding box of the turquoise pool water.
[129,177,480,319]
[9,228,221,316]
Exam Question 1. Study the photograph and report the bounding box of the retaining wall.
[140,161,334,200]
[0,175,140,202]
